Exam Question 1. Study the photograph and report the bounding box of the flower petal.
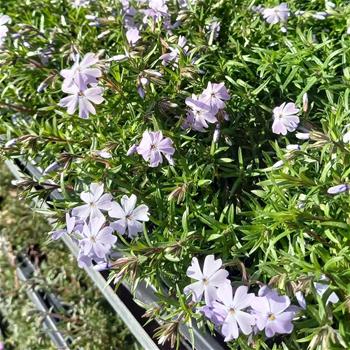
[97,193,113,211]
[127,219,143,238]
[203,255,222,278]
[235,310,255,335]
[186,257,203,280]
[109,202,125,219]
[132,204,149,221]
[72,204,90,219]
[184,280,204,302]
[111,219,127,235]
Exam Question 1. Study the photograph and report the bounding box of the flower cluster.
[183,82,230,132]
[59,53,104,119]
[51,183,150,268]
[184,255,299,342]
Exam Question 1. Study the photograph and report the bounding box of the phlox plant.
[0,0,349,349]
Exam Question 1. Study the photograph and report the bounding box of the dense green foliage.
[0,0,349,349]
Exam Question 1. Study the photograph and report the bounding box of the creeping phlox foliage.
[1,0,350,348]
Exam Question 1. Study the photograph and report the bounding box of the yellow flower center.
[268,313,276,321]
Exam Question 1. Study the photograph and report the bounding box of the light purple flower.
[59,84,104,119]
[200,82,230,112]
[109,194,149,238]
[160,49,179,66]
[126,27,140,45]
[72,183,113,219]
[184,255,230,305]
[251,287,295,338]
[137,85,145,99]
[327,184,349,195]
[60,53,101,90]
[136,131,175,167]
[79,216,117,259]
[143,0,169,23]
[263,3,290,24]
[272,102,300,135]
[185,94,217,130]
[213,285,256,341]
[182,111,207,132]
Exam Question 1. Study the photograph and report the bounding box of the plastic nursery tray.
[5,158,227,350]
[0,236,73,349]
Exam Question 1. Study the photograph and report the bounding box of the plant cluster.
[0,0,350,348]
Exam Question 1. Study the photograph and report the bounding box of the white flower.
[184,255,230,305]
[72,183,113,219]
[109,194,149,238]
[263,3,289,24]
[272,102,300,135]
